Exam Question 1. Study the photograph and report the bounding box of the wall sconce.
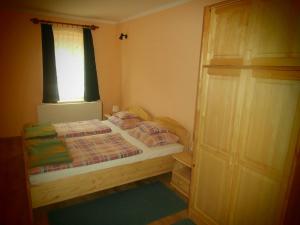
[119,33,128,40]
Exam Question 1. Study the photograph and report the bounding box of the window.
[53,26,84,102]
[41,24,99,103]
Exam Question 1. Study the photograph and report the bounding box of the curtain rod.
[30,18,99,30]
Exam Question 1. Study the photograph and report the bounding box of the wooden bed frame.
[27,106,190,208]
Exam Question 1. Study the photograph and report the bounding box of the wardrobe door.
[249,0,300,66]
[230,70,300,225]
[190,68,243,225]
[207,1,250,66]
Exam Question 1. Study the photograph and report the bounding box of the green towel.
[24,123,57,139]
[27,139,72,168]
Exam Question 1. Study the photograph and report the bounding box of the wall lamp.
[119,33,128,40]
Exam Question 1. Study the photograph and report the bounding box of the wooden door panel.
[191,68,242,225]
[193,150,232,225]
[200,69,241,156]
[250,0,300,66]
[238,70,300,176]
[207,1,250,65]
[230,166,280,225]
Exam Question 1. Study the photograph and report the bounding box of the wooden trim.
[201,3,213,66]
[189,4,212,220]
[204,65,300,71]
[31,155,175,208]
[207,68,241,77]
[251,57,300,67]
[210,58,244,66]
[253,70,300,81]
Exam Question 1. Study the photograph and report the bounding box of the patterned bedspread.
[29,133,143,175]
[53,119,112,138]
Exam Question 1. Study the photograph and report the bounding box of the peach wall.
[0,0,222,137]
[119,0,221,133]
[0,11,120,137]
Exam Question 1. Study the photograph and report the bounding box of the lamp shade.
[112,105,120,113]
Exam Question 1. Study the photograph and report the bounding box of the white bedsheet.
[30,120,184,185]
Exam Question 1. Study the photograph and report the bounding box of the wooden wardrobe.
[189,0,300,225]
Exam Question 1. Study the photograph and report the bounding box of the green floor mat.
[49,182,187,225]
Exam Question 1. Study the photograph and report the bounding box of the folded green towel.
[24,123,57,139]
[27,139,72,168]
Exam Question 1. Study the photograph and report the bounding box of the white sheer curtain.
[53,25,84,102]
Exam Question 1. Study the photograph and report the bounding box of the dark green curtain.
[41,24,59,103]
[83,28,100,102]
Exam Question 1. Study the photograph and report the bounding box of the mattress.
[30,120,184,185]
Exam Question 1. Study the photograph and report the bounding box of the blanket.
[29,133,142,175]
[53,119,112,138]
[27,139,72,168]
[24,123,57,139]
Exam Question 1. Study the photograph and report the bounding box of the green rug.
[49,182,187,225]
[172,218,196,225]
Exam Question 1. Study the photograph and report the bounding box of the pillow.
[138,121,168,135]
[128,127,179,147]
[114,111,138,119]
[108,115,141,130]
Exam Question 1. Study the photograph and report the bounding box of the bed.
[25,106,190,208]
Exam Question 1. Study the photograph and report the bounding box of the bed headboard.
[126,106,152,121]
[37,101,102,123]
[153,117,190,150]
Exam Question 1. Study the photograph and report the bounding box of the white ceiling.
[2,0,191,23]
